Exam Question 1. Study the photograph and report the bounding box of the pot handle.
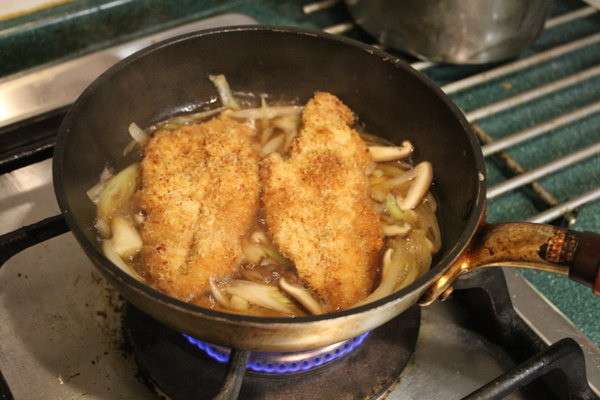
[420,222,600,305]
[0,214,69,266]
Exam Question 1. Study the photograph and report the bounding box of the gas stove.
[1,4,600,400]
[1,169,598,399]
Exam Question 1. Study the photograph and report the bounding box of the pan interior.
[56,27,483,320]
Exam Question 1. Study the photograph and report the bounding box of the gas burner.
[123,305,420,400]
[183,332,369,374]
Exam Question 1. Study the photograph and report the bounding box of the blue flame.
[183,332,369,374]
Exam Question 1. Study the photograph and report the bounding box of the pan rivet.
[440,286,454,301]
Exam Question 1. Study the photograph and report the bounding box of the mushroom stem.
[368,141,413,162]
[279,278,323,315]
[383,224,411,237]
[398,161,433,210]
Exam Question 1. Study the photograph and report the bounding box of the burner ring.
[183,332,370,374]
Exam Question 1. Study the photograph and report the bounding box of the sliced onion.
[279,278,323,315]
[160,122,182,131]
[86,167,113,204]
[398,161,433,210]
[100,167,113,182]
[260,94,269,122]
[102,239,142,281]
[230,295,249,311]
[424,192,437,213]
[95,219,110,238]
[368,141,413,162]
[393,269,420,292]
[355,249,400,306]
[377,163,409,177]
[429,218,442,253]
[208,74,240,109]
[96,163,139,237]
[209,278,230,308]
[87,182,105,205]
[390,229,433,290]
[223,280,294,314]
[122,140,137,156]
[273,113,300,152]
[229,106,303,120]
[243,243,265,264]
[110,216,143,258]
[261,134,285,156]
[385,168,417,189]
[167,107,225,126]
[273,113,300,133]
[414,201,441,253]
[395,260,420,291]
[399,207,419,225]
[128,122,148,145]
[260,126,274,145]
[283,130,297,153]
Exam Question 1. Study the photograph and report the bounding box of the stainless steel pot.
[345,0,552,64]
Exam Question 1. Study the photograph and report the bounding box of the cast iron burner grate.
[123,305,421,400]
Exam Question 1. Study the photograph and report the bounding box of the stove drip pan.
[124,305,420,400]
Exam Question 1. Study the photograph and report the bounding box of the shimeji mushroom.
[368,141,413,162]
[397,161,433,210]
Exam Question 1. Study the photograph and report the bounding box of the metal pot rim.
[53,25,486,326]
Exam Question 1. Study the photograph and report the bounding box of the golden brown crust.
[262,92,384,310]
[137,115,260,301]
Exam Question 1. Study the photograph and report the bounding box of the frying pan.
[1,26,599,354]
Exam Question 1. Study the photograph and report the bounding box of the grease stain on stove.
[88,270,125,347]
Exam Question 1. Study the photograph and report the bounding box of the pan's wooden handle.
[420,223,600,305]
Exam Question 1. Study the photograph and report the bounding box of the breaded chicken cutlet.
[261,92,384,311]
[137,115,260,301]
